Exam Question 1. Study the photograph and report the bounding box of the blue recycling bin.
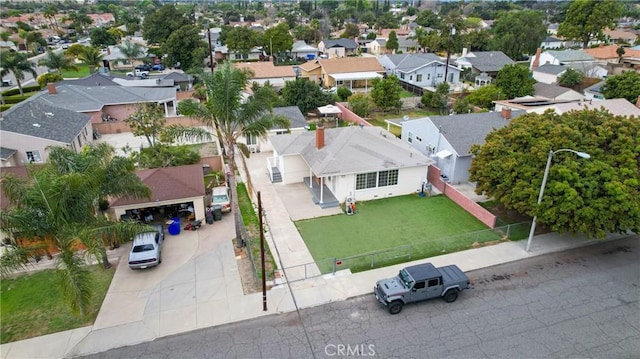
[168,217,181,235]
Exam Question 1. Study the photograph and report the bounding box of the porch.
[303,177,340,209]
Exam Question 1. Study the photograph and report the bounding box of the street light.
[525,148,591,252]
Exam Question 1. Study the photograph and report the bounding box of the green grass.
[399,90,415,98]
[237,183,275,281]
[0,265,115,344]
[60,64,91,78]
[296,195,502,273]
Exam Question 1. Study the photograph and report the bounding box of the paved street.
[79,236,639,359]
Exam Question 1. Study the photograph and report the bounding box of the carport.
[329,72,383,92]
[109,164,208,223]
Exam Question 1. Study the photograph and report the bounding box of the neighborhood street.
[80,235,639,359]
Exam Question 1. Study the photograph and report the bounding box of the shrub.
[1,84,41,96]
[134,144,200,169]
[336,86,352,101]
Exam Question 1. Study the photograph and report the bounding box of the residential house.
[87,13,115,27]
[317,39,359,58]
[583,44,640,65]
[401,109,524,184]
[368,39,387,56]
[298,57,384,90]
[267,126,433,207]
[242,106,308,153]
[234,62,296,89]
[102,45,150,71]
[533,82,584,101]
[109,164,207,223]
[531,49,607,78]
[532,64,568,84]
[0,99,93,167]
[396,36,419,53]
[553,98,640,117]
[540,36,564,49]
[378,53,461,94]
[493,97,577,114]
[603,29,638,45]
[0,40,18,52]
[214,45,264,62]
[455,50,515,84]
[291,40,319,61]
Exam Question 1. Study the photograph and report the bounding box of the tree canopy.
[370,75,402,112]
[161,24,207,70]
[557,0,623,49]
[90,27,117,48]
[601,71,640,103]
[386,30,399,53]
[0,51,37,95]
[281,78,333,114]
[142,4,192,46]
[262,23,294,57]
[221,26,260,56]
[558,68,584,88]
[490,10,547,60]
[469,109,640,238]
[466,84,505,109]
[38,50,78,75]
[495,64,535,99]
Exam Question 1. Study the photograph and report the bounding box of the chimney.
[501,107,512,120]
[461,47,468,58]
[315,126,325,149]
[531,48,542,71]
[47,83,57,94]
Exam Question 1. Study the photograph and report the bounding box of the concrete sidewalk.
[0,150,632,359]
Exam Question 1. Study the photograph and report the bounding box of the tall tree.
[90,27,117,48]
[469,109,640,238]
[222,26,260,58]
[557,0,623,49]
[281,78,333,114]
[142,4,191,46]
[0,144,151,315]
[495,64,536,99]
[370,75,402,112]
[161,24,207,70]
[601,71,640,103]
[178,62,290,247]
[386,30,399,53]
[0,51,38,95]
[77,46,104,73]
[340,23,360,39]
[262,22,294,58]
[466,84,505,109]
[38,50,78,75]
[490,10,547,60]
[117,40,145,71]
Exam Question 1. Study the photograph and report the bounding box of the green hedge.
[0,104,12,112]
[1,85,41,96]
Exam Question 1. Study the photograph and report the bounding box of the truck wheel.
[443,289,459,303]
[388,301,403,314]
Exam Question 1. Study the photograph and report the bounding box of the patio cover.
[317,105,343,115]
[330,72,383,81]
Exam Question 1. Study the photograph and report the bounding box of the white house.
[267,126,433,207]
[242,106,308,153]
[534,82,584,101]
[532,64,568,84]
[378,53,461,91]
[401,109,525,184]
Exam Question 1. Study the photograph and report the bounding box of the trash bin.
[168,217,181,235]
[212,205,223,221]
[205,207,214,224]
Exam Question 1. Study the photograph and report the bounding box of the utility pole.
[258,191,267,311]
[444,25,455,83]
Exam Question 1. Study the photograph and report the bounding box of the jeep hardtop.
[374,262,470,314]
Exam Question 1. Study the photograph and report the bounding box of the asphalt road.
[79,236,639,359]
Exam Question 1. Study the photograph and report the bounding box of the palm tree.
[178,61,289,247]
[0,51,37,96]
[0,144,151,315]
[38,49,78,75]
[44,4,60,32]
[78,46,104,73]
[117,40,145,71]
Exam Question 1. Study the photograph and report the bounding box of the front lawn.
[296,195,503,273]
[0,265,115,344]
[61,64,91,78]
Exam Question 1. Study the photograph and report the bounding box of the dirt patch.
[233,240,262,294]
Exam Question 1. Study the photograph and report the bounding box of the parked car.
[211,186,231,213]
[152,64,165,71]
[374,262,470,314]
[128,224,164,269]
[135,64,153,72]
[1,79,13,87]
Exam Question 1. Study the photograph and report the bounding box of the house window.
[407,131,413,143]
[400,73,405,79]
[246,134,257,145]
[409,75,413,81]
[336,80,344,85]
[26,150,42,163]
[427,73,431,80]
[355,169,398,190]
[416,74,422,82]
[437,73,443,78]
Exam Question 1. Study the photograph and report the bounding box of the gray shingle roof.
[458,51,515,72]
[33,83,177,112]
[427,110,526,156]
[272,106,306,129]
[534,82,575,99]
[322,39,358,49]
[61,73,119,86]
[1,101,90,144]
[161,72,191,82]
[534,64,567,75]
[269,126,432,176]
[394,53,443,72]
[547,50,594,63]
